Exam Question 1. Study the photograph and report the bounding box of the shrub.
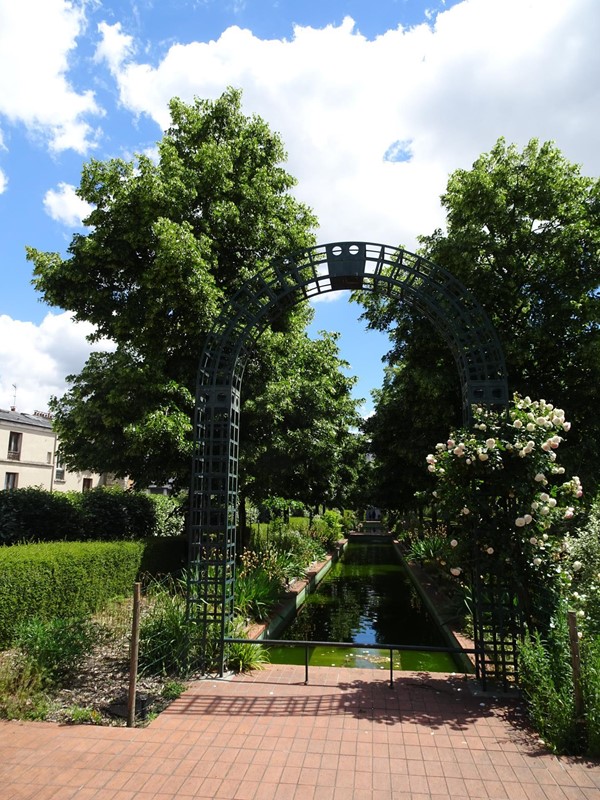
[518,611,580,754]
[0,653,49,720]
[0,487,79,544]
[65,706,103,724]
[139,536,187,576]
[225,618,269,673]
[69,487,157,540]
[568,506,600,637]
[0,540,145,646]
[161,680,187,701]
[309,510,343,550]
[235,567,281,621]
[582,635,600,757]
[340,509,357,534]
[149,493,187,537]
[138,575,190,676]
[0,486,185,545]
[15,616,97,683]
[406,533,452,565]
[426,395,583,630]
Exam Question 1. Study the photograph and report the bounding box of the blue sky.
[0,0,598,415]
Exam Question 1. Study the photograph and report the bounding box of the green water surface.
[267,540,458,671]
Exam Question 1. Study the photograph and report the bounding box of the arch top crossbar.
[188,241,509,678]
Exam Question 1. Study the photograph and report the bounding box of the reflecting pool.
[267,539,459,671]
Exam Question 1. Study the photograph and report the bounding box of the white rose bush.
[425,393,583,629]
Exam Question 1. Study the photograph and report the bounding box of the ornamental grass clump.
[235,550,281,622]
[138,575,192,676]
[14,616,97,684]
[518,611,580,755]
[225,618,269,673]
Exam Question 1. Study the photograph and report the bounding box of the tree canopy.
[241,328,363,510]
[28,88,363,501]
[361,138,600,508]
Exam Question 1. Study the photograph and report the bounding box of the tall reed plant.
[138,575,191,676]
[518,619,579,754]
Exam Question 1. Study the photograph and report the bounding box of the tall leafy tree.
[361,138,600,506]
[28,89,360,491]
[241,328,364,510]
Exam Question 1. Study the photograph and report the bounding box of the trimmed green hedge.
[0,487,186,545]
[0,487,81,543]
[0,538,187,647]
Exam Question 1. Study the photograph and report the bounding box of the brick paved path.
[2,665,599,799]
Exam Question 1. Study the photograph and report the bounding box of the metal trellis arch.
[189,242,510,681]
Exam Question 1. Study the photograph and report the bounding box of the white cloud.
[0,312,114,413]
[94,21,135,74]
[310,293,345,305]
[43,182,93,227]
[97,0,599,249]
[0,0,103,153]
[0,167,6,194]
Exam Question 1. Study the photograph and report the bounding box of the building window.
[55,460,65,482]
[7,431,22,460]
[82,478,93,492]
[4,472,18,490]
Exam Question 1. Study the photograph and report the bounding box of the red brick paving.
[1,665,599,799]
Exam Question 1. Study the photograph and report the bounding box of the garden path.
[1,665,599,799]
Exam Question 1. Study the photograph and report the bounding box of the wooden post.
[127,582,142,728]
[567,610,584,719]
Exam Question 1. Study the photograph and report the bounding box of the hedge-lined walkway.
[2,665,600,799]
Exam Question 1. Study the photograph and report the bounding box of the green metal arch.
[188,241,508,673]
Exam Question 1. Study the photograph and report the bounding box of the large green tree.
[241,329,364,510]
[28,89,360,496]
[361,138,600,507]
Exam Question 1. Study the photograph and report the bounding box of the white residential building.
[0,408,120,492]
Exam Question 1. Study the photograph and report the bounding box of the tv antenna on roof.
[11,384,16,411]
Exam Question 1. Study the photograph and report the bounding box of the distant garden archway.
[189,242,509,678]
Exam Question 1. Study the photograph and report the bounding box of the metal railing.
[225,637,483,689]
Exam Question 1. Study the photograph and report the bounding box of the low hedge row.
[0,538,187,647]
[0,487,186,545]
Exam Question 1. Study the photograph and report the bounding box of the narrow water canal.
[267,538,459,671]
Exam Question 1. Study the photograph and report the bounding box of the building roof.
[0,409,54,431]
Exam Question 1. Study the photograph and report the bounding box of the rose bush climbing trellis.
[425,393,583,631]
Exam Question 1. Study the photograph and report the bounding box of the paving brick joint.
[2,665,599,799]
